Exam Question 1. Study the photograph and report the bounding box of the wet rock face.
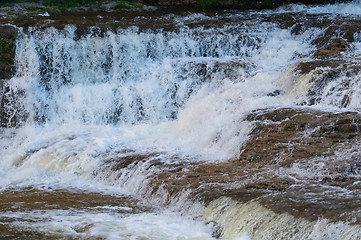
[315,37,350,57]
[240,108,361,166]
[278,17,361,109]
[233,108,361,223]
[236,108,361,190]
[0,25,19,128]
[99,108,361,223]
[287,60,361,108]
[0,25,17,80]
[0,85,28,128]
[312,20,361,58]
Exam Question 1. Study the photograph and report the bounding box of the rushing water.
[2,1,361,239]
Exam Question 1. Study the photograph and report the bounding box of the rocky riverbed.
[2,1,361,239]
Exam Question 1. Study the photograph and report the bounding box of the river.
[2,1,361,239]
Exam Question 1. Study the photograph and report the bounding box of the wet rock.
[244,177,296,191]
[239,108,361,166]
[258,185,361,223]
[307,65,361,107]
[267,89,284,96]
[0,187,150,213]
[181,60,249,83]
[0,187,152,238]
[296,59,344,74]
[0,25,17,80]
[0,25,18,127]
[311,20,361,58]
[195,109,361,219]
[0,83,28,128]
[314,37,350,58]
[281,59,361,108]
[94,108,361,224]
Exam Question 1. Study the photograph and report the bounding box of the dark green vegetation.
[197,0,221,8]
[0,39,12,54]
[0,26,17,80]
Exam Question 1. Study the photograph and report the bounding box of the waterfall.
[2,2,361,238]
[203,197,361,240]
[0,19,320,158]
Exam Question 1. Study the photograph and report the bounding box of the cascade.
[2,1,361,239]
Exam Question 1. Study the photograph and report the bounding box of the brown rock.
[239,108,361,166]
[315,37,350,58]
[94,108,361,223]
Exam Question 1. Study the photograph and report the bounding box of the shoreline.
[0,0,354,24]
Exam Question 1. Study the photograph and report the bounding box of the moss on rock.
[0,25,17,80]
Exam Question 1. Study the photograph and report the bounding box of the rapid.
[2,1,361,239]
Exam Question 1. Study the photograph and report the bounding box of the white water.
[2,1,361,239]
[0,19,316,167]
[3,209,216,239]
[203,197,361,240]
[274,0,361,15]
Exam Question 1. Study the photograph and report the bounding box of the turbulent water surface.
[2,1,361,239]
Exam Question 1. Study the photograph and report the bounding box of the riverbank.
[0,0,355,24]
